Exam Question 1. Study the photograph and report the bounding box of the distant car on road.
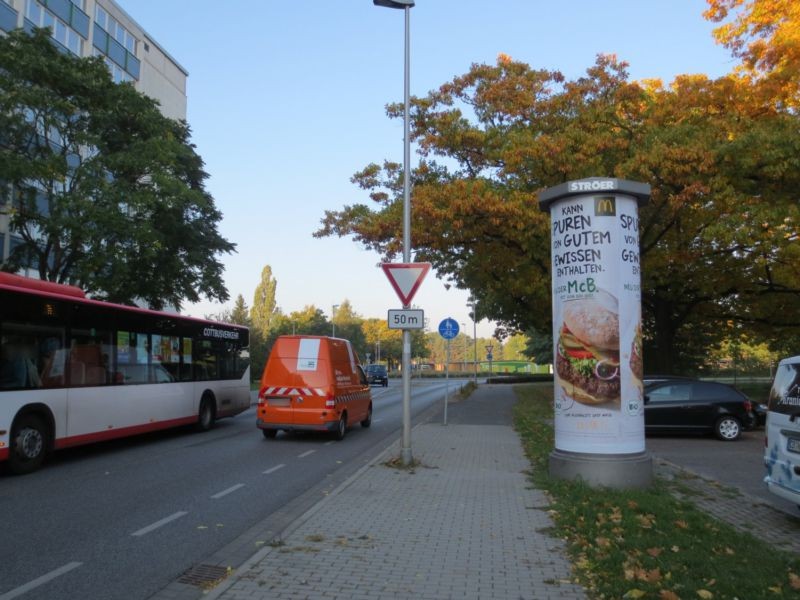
[643,377,755,441]
[365,364,388,387]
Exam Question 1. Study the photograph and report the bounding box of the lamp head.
[373,0,415,8]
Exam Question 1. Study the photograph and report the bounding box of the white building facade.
[0,0,188,266]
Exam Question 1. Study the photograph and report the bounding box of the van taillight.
[325,394,335,409]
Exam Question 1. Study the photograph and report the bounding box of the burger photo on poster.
[556,291,621,406]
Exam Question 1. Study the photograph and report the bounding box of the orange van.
[257,336,372,440]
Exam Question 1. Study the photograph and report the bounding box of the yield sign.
[381,262,431,307]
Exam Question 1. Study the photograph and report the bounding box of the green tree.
[229,294,251,327]
[361,317,402,368]
[251,265,277,338]
[0,29,233,309]
[524,328,554,365]
[332,299,366,355]
[503,333,529,362]
[289,306,330,337]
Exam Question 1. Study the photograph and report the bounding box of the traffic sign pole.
[382,262,430,467]
[438,318,460,427]
[444,338,450,425]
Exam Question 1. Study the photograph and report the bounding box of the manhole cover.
[178,564,230,588]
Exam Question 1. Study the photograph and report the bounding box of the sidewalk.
[204,384,587,600]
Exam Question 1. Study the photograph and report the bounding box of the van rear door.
[764,359,800,505]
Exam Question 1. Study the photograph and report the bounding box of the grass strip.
[512,383,800,600]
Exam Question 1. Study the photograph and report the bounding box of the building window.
[69,0,84,9]
[25,0,83,56]
[94,4,135,54]
[92,47,133,83]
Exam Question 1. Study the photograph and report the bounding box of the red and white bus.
[0,272,251,474]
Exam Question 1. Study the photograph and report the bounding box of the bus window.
[152,334,180,382]
[195,340,218,381]
[70,328,113,386]
[116,331,149,384]
[0,325,65,389]
[180,337,193,381]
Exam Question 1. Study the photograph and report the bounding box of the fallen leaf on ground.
[789,573,800,590]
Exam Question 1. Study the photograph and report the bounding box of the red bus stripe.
[53,416,198,450]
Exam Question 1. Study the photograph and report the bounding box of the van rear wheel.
[334,413,347,441]
[361,404,372,428]
[262,428,278,439]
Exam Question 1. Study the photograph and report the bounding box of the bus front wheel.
[9,414,48,475]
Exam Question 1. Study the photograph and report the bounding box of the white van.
[764,356,800,507]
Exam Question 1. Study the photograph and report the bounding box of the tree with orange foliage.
[317,42,800,374]
[704,0,800,106]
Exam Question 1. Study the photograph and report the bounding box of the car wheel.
[9,414,48,475]
[262,428,278,439]
[715,416,741,441]
[361,404,372,428]
[383,380,388,387]
[334,412,347,441]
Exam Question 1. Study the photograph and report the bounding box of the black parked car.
[365,364,388,387]
[643,378,756,441]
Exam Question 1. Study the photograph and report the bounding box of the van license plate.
[268,398,290,407]
[787,438,800,454]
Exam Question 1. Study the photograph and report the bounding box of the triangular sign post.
[381,262,431,307]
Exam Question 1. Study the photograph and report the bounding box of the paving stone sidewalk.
[655,458,800,554]
[204,385,587,600]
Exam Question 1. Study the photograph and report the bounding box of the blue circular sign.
[438,318,459,340]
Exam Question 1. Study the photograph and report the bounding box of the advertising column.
[539,178,652,488]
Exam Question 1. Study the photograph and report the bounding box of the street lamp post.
[470,300,477,384]
[374,0,414,466]
[461,323,466,372]
[332,304,339,337]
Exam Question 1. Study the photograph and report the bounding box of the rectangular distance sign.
[387,309,425,330]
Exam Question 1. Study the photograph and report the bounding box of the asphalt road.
[0,378,466,600]
[646,427,799,515]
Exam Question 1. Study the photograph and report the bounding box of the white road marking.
[0,562,82,600]
[210,484,245,499]
[324,441,335,446]
[373,418,384,423]
[263,463,286,475]
[131,511,188,537]
[298,450,315,458]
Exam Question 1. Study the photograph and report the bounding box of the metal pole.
[462,324,466,372]
[400,4,413,466]
[473,309,477,384]
[444,338,450,425]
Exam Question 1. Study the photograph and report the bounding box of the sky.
[119,0,734,339]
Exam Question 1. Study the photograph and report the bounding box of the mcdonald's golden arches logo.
[594,196,616,216]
